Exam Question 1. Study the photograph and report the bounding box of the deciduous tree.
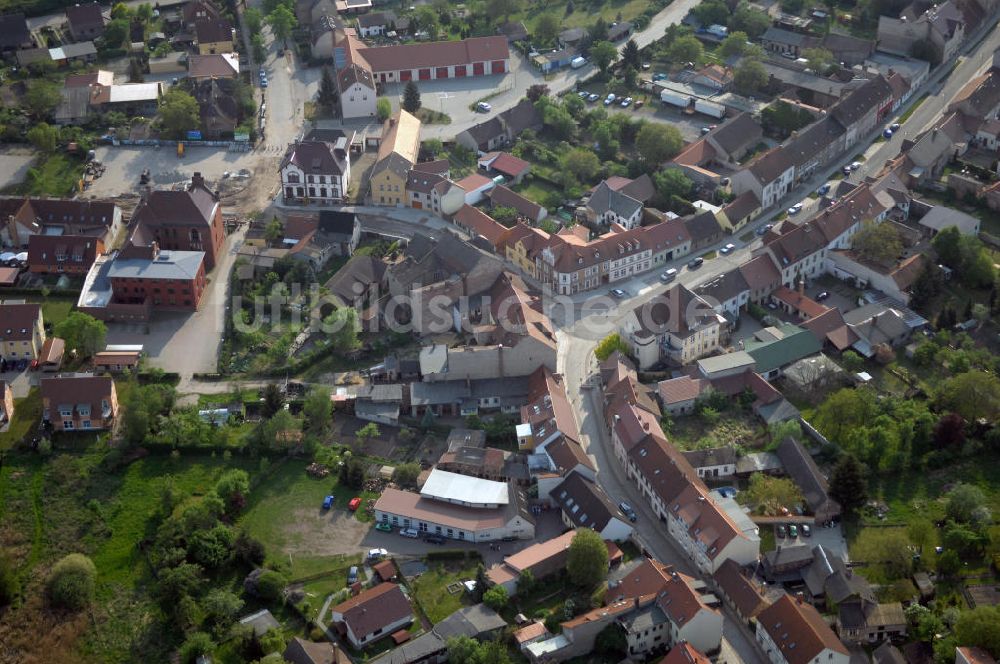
[23,80,61,120]
[594,333,630,361]
[567,528,608,587]
[954,606,1000,658]
[730,3,772,38]
[636,123,683,165]
[303,386,332,434]
[851,220,903,265]
[667,35,703,65]
[534,13,560,45]
[54,311,107,357]
[734,58,768,94]
[719,31,751,58]
[654,168,692,202]
[46,554,96,610]
[266,4,296,47]
[590,41,618,74]
[377,97,392,121]
[27,123,58,152]
[938,371,1000,422]
[561,147,600,181]
[159,89,200,139]
[483,584,508,610]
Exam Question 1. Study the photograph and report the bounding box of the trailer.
[694,99,726,119]
[660,90,692,108]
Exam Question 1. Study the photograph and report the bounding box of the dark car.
[776,524,787,538]
[687,257,704,269]
[815,291,830,301]
[425,534,445,544]
[802,524,812,537]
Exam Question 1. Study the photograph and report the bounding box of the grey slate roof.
[775,437,840,518]
[107,250,205,280]
[552,470,626,533]
[588,181,642,219]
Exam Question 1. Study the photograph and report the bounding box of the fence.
[110,138,253,151]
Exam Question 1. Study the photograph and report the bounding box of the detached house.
[66,3,105,42]
[280,134,351,204]
[620,284,726,369]
[456,99,542,153]
[41,373,119,432]
[194,18,234,54]
[329,583,413,649]
[338,62,377,119]
[586,180,643,230]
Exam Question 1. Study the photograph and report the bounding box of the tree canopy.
[54,311,107,358]
[590,41,618,74]
[47,553,97,610]
[636,123,683,165]
[938,371,1000,422]
[829,454,868,516]
[594,333,630,361]
[403,81,422,113]
[851,220,904,265]
[567,528,609,587]
[159,89,200,139]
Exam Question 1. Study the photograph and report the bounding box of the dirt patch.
[283,507,371,557]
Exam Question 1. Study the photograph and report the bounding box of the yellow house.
[0,303,46,361]
[195,18,234,55]
[369,110,420,207]
[502,222,550,279]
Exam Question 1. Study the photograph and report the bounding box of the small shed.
[238,609,280,636]
[373,560,397,582]
[913,572,935,599]
[379,465,395,481]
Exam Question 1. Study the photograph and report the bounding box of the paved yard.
[0,150,37,191]
[105,227,246,378]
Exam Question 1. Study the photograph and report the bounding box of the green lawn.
[240,459,378,577]
[513,179,559,209]
[409,560,479,623]
[10,154,85,197]
[0,387,41,450]
[522,0,649,29]
[39,298,75,327]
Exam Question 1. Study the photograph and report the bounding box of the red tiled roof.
[771,286,829,319]
[456,173,494,192]
[488,185,544,221]
[454,205,507,246]
[658,642,713,664]
[330,583,412,642]
[757,594,848,664]
[488,152,530,177]
[658,375,711,405]
[357,36,509,72]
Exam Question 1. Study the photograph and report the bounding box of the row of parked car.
[776,523,812,538]
[0,358,30,373]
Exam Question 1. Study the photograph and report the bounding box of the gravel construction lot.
[0,150,37,190]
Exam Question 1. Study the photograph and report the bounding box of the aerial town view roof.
[3,0,1000,661]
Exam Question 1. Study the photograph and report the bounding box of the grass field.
[409,560,479,623]
[0,448,257,663]
[522,0,649,30]
[0,388,41,450]
[12,154,85,197]
[514,179,559,208]
[240,460,378,577]
[39,298,75,327]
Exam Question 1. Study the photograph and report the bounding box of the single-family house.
[329,583,413,649]
[66,3,105,42]
[41,373,119,432]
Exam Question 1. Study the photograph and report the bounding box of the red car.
[348,497,362,511]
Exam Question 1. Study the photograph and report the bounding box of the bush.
[46,553,96,610]
[483,584,508,610]
[179,632,216,664]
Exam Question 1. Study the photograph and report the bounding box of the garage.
[419,68,431,80]
[435,66,448,78]
[454,65,466,77]
[491,60,505,73]
[399,70,411,81]
[411,201,422,209]
[472,62,484,76]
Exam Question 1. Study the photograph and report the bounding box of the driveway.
[105,226,246,379]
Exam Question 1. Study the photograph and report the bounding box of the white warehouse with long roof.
[419,469,509,508]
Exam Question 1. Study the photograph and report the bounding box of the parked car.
[618,501,638,522]
[801,524,812,537]
[347,565,359,584]
[720,243,736,254]
[368,548,388,560]
[588,93,599,102]
[348,496,362,511]
[890,122,900,131]
[815,291,830,301]
[604,93,617,105]
[578,90,589,98]
[620,97,633,107]
[787,203,803,215]
[652,72,667,81]
[842,165,852,176]
[425,534,445,544]
[700,127,711,135]
[322,495,334,510]
[610,288,628,298]
[634,100,644,109]
[817,183,831,196]
[788,524,799,538]
[476,102,492,113]
[850,161,862,170]
[883,128,893,139]
[687,257,704,269]
[400,528,420,538]
[776,524,787,538]
[375,521,393,532]
[660,268,678,283]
